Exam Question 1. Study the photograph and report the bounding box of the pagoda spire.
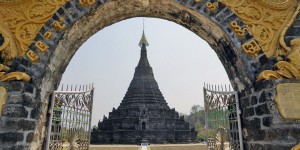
[135,30,152,76]
[121,29,166,105]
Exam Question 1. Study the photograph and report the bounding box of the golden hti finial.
[139,18,149,47]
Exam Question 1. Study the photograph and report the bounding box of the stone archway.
[0,0,299,149]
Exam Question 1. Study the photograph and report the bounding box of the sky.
[59,17,231,126]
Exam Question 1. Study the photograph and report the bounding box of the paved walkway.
[138,146,151,150]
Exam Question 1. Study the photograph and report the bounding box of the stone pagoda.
[91,31,197,144]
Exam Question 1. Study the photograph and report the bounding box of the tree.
[190,105,204,114]
[184,105,206,141]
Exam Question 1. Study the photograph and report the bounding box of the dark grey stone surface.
[0,132,24,144]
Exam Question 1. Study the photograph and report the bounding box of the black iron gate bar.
[46,85,94,150]
[203,83,243,150]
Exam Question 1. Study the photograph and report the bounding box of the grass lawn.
[150,145,205,150]
[89,145,138,150]
[89,144,207,150]
[90,148,137,150]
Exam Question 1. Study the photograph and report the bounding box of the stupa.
[91,31,197,144]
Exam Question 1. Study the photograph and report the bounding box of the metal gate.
[46,85,94,150]
[203,84,243,150]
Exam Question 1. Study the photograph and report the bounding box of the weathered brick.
[255,103,270,116]
[243,118,264,141]
[249,143,264,150]
[259,90,275,103]
[8,82,24,92]
[2,106,28,118]
[7,94,22,104]
[259,91,267,103]
[2,145,29,150]
[262,116,272,127]
[250,96,257,105]
[24,83,34,93]
[240,97,250,108]
[289,128,300,142]
[243,107,254,118]
[26,132,34,143]
[264,144,292,150]
[3,119,36,131]
[265,129,289,141]
[30,106,41,119]
[22,94,36,107]
[0,132,23,144]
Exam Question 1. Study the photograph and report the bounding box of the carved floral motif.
[0,0,68,57]
[220,0,300,81]
[0,63,31,82]
[0,0,68,82]
[257,5,300,81]
[0,24,18,65]
[257,39,300,81]
[0,0,26,3]
[219,0,297,58]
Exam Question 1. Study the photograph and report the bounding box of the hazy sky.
[60,17,231,126]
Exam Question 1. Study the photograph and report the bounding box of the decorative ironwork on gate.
[46,85,94,150]
[203,83,243,150]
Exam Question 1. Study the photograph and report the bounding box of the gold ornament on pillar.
[257,5,300,81]
[219,0,297,58]
[0,0,69,82]
[0,86,6,116]
[0,24,31,82]
[219,0,300,81]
